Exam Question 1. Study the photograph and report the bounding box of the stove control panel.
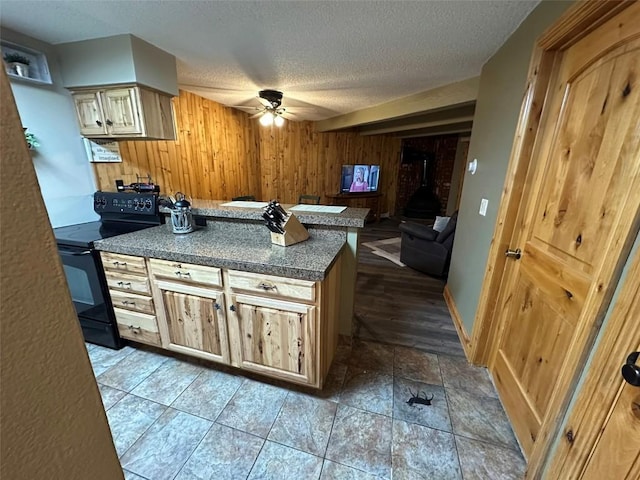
[94,192,158,214]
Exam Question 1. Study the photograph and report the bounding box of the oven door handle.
[58,248,93,256]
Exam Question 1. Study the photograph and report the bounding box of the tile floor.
[87,340,526,480]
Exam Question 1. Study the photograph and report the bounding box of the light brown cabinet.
[101,252,160,347]
[71,85,175,140]
[152,280,230,365]
[101,251,342,388]
[229,293,316,385]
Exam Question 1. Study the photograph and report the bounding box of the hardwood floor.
[354,218,465,357]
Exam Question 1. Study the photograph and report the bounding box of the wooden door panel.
[162,290,222,355]
[521,242,589,320]
[73,92,106,135]
[103,88,142,134]
[231,294,316,385]
[532,41,640,270]
[238,303,305,375]
[499,272,575,415]
[491,12,640,460]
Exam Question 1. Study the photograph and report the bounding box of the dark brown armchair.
[399,211,458,277]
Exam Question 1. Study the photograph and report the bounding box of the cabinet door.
[102,87,143,135]
[73,92,107,135]
[230,293,316,385]
[157,282,229,364]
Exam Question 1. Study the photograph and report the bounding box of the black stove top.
[54,221,157,248]
[54,191,164,248]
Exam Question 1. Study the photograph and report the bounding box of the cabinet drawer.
[105,271,151,295]
[149,259,222,287]
[109,289,154,314]
[101,252,147,275]
[114,308,160,346]
[227,270,316,302]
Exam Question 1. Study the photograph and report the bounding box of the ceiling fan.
[234,90,293,126]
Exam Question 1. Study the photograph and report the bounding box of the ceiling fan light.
[259,111,274,126]
[274,115,285,127]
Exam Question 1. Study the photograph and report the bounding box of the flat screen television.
[341,165,380,193]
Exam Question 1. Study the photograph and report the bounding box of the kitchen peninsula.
[95,204,368,389]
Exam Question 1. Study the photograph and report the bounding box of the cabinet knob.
[230,305,236,312]
[214,303,221,310]
[96,120,102,127]
[106,119,113,126]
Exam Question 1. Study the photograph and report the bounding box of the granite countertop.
[159,199,369,228]
[95,221,345,281]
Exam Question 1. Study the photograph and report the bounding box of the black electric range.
[54,192,164,349]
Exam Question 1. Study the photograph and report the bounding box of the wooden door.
[102,87,142,135]
[581,368,640,479]
[490,5,640,459]
[73,92,107,135]
[158,282,229,364]
[230,293,316,385]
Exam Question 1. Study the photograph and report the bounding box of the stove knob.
[145,200,152,209]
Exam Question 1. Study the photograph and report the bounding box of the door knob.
[621,352,640,387]
[505,248,522,259]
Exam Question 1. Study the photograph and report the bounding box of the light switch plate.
[479,198,489,216]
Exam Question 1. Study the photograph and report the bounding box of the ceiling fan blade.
[250,111,265,119]
[257,96,272,108]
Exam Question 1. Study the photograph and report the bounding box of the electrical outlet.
[479,198,489,216]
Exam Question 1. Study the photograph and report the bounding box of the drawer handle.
[175,271,191,277]
[172,263,183,268]
[128,325,141,334]
[258,282,277,291]
[117,281,132,288]
[113,261,127,267]
[122,300,136,306]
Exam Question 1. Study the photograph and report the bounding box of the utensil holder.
[270,213,309,246]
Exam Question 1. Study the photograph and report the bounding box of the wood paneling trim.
[443,285,472,360]
[538,0,629,50]
[544,249,639,479]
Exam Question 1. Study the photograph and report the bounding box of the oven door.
[58,245,122,348]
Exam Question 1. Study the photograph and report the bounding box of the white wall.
[2,28,98,228]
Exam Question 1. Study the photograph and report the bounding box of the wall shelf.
[1,40,52,85]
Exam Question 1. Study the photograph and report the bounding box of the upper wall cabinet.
[1,40,52,85]
[70,85,175,140]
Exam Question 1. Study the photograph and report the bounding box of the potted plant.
[24,128,39,150]
[4,52,30,78]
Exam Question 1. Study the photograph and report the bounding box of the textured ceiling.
[0,0,539,121]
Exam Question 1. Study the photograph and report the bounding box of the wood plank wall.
[93,90,402,213]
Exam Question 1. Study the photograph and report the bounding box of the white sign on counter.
[84,138,122,163]
[289,205,347,213]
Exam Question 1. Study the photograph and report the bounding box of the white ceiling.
[0,0,539,121]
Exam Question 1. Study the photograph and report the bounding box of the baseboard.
[443,285,473,361]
